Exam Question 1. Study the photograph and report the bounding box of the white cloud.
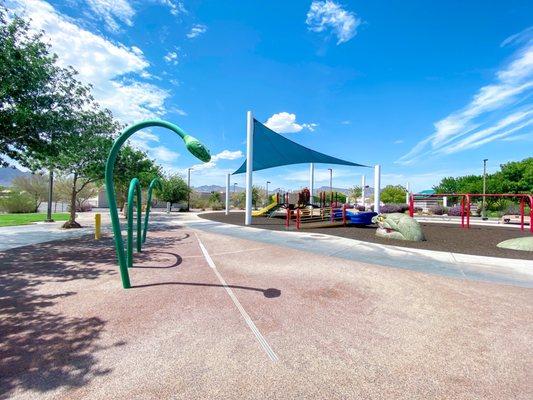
[397,33,533,165]
[212,150,243,161]
[187,149,244,173]
[8,0,169,123]
[340,120,351,125]
[159,0,186,16]
[85,0,134,32]
[394,139,404,144]
[187,24,207,39]
[306,1,361,44]
[172,107,187,116]
[264,112,317,133]
[152,146,180,162]
[164,50,179,65]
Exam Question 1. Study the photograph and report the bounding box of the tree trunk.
[63,173,82,229]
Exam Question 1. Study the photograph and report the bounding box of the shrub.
[447,206,462,216]
[429,205,447,215]
[0,191,38,213]
[379,203,409,214]
[210,200,224,211]
[76,203,92,212]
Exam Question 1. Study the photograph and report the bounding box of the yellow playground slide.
[252,195,279,217]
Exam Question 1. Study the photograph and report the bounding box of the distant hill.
[194,185,245,193]
[0,167,32,187]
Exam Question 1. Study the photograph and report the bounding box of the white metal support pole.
[309,163,314,203]
[443,196,448,208]
[405,182,410,205]
[374,165,381,213]
[225,173,230,215]
[361,175,365,208]
[245,111,254,225]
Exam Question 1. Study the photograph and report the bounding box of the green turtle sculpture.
[372,213,426,242]
[497,236,533,251]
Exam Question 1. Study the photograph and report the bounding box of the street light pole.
[482,159,488,220]
[233,183,237,193]
[45,170,54,222]
[328,168,333,193]
[266,181,270,206]
[187,168,191,212]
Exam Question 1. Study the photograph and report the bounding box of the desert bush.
[0,191,39,213]
[210,200,224,211]
[379,203,409,213]
[447,206,462,216]
[429,205,447,215]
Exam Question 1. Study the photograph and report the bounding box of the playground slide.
[252,201,279,217]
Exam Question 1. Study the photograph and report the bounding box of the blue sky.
[6,0,533,191]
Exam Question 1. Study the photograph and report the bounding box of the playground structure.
[226,112,381,225]
[105,119,211,289]
[408,192,533,233]
[252,187,376,230]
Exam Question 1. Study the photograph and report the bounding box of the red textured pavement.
[1,226,531,399]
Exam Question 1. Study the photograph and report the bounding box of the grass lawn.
[0,213,70,227]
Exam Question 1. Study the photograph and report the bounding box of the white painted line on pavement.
[195,233,279,362]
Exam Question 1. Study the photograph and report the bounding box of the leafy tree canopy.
[380,184,407,204]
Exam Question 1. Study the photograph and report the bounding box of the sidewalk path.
[177,213,533,288]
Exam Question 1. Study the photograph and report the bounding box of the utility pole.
[45,170,54,222]
[482,159,488,220]
[187,168,191,212]
[266,181,270,206]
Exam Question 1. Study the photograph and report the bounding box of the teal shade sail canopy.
[233,119,369,174]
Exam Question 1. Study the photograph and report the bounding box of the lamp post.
[187,168,191,211]
[328,168,333,193]
[105,119,210,289]
[266,180,271,206]
[45,170,54,222]
[233,182,237,193]
[482,158,488,220]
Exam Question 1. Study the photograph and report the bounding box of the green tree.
[113,146,162,209]
[11,173,48,210]
[380,185,406,204]
[0,9,94,168]
[348,186,362,202]
[237,186,261,208]
[156,174,190,211]
[51,109,119,228]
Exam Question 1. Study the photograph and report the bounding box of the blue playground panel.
[331,210,377,225]
[348,211,377,225]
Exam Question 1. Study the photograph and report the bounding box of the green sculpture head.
[183,134,211,162]
[372,212,426,241]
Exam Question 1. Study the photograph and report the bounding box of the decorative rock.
[497,237,533,251]
[372,213,426,241]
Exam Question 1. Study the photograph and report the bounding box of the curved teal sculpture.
[126,178,142,268]
[105,119,211,289]
[142,178,162,244]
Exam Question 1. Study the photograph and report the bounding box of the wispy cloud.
[306,1,361,45]
[187,24,207,39]
[164,50,179,65]
[159,0,186,16]
[397,28,533,165]
[264,112,318,133]
[85,0,134,31]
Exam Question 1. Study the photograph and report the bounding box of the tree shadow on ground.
[0,238,118,399]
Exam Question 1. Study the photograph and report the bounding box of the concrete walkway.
[177,213,533,288]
